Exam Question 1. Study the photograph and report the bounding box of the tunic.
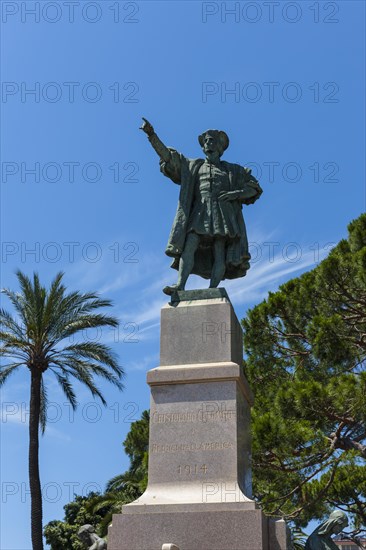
[159,148,262,280]
[187,160,241,239]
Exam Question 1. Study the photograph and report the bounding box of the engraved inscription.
[151,441,233,454]
[178,464,208,475]
[152,403,236,424]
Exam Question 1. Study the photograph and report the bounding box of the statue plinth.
[108,290,290,550]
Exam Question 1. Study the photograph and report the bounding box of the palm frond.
[0,346,28,362]
[0,330,27,345]
[0,309,26,340]
[59,342,123,375]
[0,363,23,386]
[0,323,30,354]
[14,271,39,328]
[1,289,29,327]
[59,314,119,341]
[85,491,130,536]
[53,358,108,405]
[105,473,132,492]
[50,370,77,409]
[42,272,66,335]
[77,363,124,391]
[32,272,47,342]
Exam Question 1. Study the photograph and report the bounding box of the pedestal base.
[108,291,290,550]
[108,503,289,550]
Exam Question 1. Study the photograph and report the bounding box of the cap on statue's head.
[198,129,229,155]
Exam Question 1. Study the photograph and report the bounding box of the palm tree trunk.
[29,369,44,550]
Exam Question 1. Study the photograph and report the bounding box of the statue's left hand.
[219,191,241,202]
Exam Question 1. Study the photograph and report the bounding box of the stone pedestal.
[108,290,290,550]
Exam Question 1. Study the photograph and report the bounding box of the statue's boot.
[162,284,183,296]
[209,277,221,289]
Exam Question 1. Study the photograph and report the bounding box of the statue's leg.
[163,233,200,295]
[176,232,200,289]
[209,237,226,288]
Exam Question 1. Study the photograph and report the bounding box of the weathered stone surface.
[268,519,292,550]
[109,508,269,550]
[135,296,252,508]
[147,362,254,405]
[108,294,290,550]
[131,374,252,506]
[160,294,243,366]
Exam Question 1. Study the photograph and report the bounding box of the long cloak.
[160,148,262,280]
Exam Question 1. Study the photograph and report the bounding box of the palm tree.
[87,457,149,536]
[0,271,124,550]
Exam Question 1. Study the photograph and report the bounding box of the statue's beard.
[206,150,221,161]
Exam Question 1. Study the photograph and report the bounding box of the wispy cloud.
[62,232,330,347]
[115,238,328,338]
[228,246,325,307]
[125,352,159,373]
[1,406,71,441]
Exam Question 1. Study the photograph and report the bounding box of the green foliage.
[242,214,366,529]
[44,412,150,546]
[0,271,123,549]
[43,493,110,549]
[43,215,366,542]
[291,527,307,550]
[122,409,149,484]
[87,410,149,536]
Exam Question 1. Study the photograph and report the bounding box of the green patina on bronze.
[140,118,263,295]
[304,511,349,550]
[169,287,230,305]
[78,524,107,549]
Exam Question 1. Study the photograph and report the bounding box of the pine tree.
[242,214,366,533]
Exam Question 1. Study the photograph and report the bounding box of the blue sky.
[1,1,365,548]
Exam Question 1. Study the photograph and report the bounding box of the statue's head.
[317,511,349,536]
[78,524,95,544]
[198,130,229,157]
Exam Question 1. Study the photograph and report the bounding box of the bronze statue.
[78,524,107,549]
[304,510,349,550]
[140,118,263,295]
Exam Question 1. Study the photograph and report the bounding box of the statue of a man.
[78,524,107,550]
[304,511,349,550]
[140,118,263,295]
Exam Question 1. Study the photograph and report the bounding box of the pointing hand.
[140,117,155,137]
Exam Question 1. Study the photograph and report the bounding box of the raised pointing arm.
[140,118,171,163]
